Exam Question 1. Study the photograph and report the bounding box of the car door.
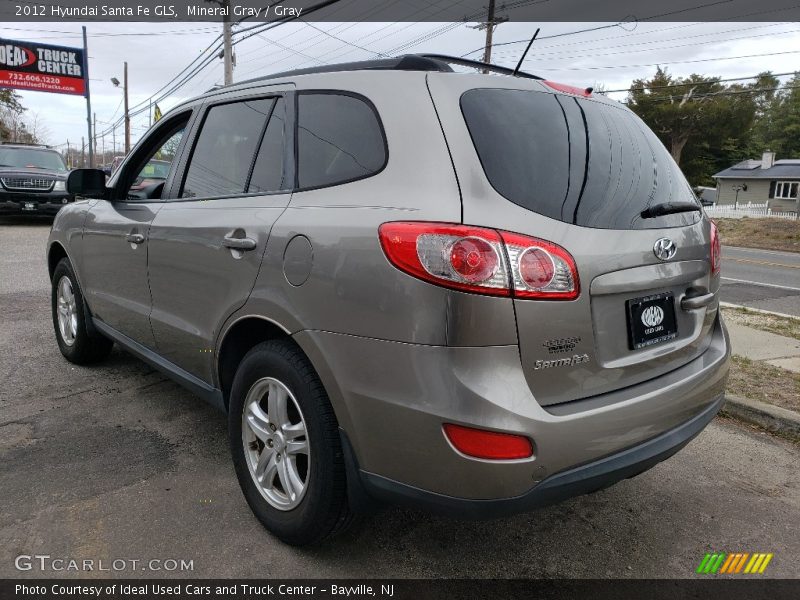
[147,89,294,382]
[80,110,195,348]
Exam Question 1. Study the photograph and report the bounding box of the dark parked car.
[0,143,72,215]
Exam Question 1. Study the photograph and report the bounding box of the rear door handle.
[126,233,145,244]
[222,235,257,251]
[681,292,715,310]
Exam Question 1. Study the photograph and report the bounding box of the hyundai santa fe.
[48,54,729,546]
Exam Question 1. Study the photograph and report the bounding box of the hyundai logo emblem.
[653,238,677,261]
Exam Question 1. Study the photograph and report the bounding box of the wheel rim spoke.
[267,382,289,427]
[286,439,308,455]
[255,449,277,485]
[245,401,271,442]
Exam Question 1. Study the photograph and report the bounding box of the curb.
[720,302,800,321]
[721,395,800,442]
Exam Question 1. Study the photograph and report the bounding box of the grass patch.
[722,306,800,342]
[714,217,800,253]
[728,355,800,412]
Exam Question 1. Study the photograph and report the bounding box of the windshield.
[460,88,700,230]
[0,147,67,171]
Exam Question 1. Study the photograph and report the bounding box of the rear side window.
[297,93,386,190]
[182,98,275,199]
[460,88,699,230]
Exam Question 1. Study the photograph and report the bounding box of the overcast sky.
[4,20,800,153]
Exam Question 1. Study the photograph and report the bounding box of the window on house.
[774,181,800,200]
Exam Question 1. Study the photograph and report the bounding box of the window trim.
[177,94,290,202]
[293,89,389,193]
[774,181,800,200]
[109,110,193,203]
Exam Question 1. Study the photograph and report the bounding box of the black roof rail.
[227,53,543,89]
[234,55,454,87]
[416,54,543,80]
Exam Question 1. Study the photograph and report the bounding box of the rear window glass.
[460,88,700,230]
[297,93,386,190]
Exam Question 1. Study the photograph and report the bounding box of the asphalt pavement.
[720,246,800,317]
[1,216,798,579]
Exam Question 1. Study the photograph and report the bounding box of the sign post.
[82,26,92,167]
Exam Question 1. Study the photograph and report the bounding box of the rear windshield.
[460,88,700,230]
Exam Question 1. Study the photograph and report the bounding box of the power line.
[489,22,795,60]
[605,71,798,93]
[296,20,389,57]
[528,49,800,72]
[638,84,800,103]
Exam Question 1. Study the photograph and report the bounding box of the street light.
[111,62,130,154]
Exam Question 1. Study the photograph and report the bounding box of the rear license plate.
[626,292,678,350]
[22,202,36,211]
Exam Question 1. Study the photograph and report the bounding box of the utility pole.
[124,61,130,154]
[66,139,71,169]
[222,0,234,85]
[93,112,97,167]
[81,136,85,168]
[82,26,93,169]
[472,0,507,71]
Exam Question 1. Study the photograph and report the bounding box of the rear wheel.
[51,258,113,364]
[228,340,352,545]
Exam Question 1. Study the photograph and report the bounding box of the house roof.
[714,159,800,179]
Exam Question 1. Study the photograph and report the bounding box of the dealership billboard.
[0,38,86,95]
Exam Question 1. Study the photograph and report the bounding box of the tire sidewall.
[228,341,342,544]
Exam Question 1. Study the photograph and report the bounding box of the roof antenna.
[512,28,540,77]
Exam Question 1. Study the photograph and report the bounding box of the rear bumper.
[295,313,730,513]
[352,392,724,518]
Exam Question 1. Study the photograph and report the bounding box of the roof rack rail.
[229,53,542,88]
[416,54,543,80]
[234,55,453,87]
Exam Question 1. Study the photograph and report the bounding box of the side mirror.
[66,169,107,198]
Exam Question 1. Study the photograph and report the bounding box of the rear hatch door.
[427,74,719,407]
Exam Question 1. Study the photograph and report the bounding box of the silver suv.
[48,55,729,546]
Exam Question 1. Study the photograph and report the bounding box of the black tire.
[51,258,113,364]
[228,339,353,546]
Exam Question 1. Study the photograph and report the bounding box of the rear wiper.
[640,202,702,219]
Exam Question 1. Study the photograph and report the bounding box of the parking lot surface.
[1,216,799,579]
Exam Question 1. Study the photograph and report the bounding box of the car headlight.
[53,180,66,192]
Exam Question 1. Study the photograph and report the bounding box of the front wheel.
[51,258,113,364]
[228,340,353,546]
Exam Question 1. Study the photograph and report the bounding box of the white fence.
[704,202,798,220]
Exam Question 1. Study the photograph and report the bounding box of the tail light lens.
[500,231,580,300]
[443,423,533,460]
[710,220,721,275]
[379,222,579,300]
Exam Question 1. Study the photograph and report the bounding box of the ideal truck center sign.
[0,38,86,96]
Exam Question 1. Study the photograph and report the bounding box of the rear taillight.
[378,222,579,300]
[443,423,533,460]
[500,231,580,300]
[710,220,721,275]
